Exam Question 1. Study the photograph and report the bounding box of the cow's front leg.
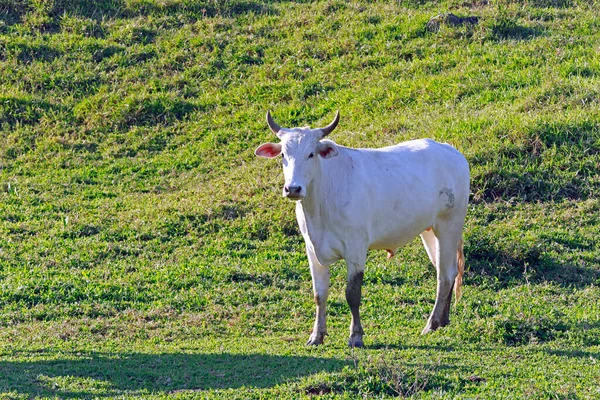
[346,259,365,347]
[306,248,330,345]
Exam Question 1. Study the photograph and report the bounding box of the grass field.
[1,0,600,398]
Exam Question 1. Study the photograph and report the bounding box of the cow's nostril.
[284,186,302,198]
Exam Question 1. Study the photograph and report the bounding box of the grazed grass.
[1,0,600,398]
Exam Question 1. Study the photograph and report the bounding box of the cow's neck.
[296,152,350,265]
[297,157,337,235]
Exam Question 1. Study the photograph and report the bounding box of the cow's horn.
[320,111,340,138]
[266,111,282,135]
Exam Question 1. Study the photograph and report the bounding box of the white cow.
[255,111,469,347]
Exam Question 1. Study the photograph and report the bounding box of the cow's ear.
[255,143,282,158]
[316,141,339,159]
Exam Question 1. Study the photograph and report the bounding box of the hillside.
[1,0,599,398]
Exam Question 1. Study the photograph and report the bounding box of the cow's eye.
[281,153,285,159]
[308,153,314,159]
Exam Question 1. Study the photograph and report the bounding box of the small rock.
[427,13,480,32]
[468,375,486,383]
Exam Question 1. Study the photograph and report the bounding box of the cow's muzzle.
[283,185,304,200]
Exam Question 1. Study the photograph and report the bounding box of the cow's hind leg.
[307,247,330,345]
[422,222,462,334]
[420,228,437,267]
[345,253,367,347]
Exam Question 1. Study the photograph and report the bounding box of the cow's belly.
[366,211,434,251]
[368,230,420,252]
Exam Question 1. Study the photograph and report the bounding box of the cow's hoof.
[421,326,434,335]
[306,332,325,346]
[348,336,364,348]
[422,319,447,334]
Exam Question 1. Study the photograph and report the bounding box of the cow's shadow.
[0,351,349,398]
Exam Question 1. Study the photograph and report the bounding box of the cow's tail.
[454,237,465,303]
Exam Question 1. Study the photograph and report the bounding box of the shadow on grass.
[369,343,600,361]
[0,351,350,397]
[0,0,276,27]
[490,23,542,41]
[466,256,600,289]
[367,343,458,352]
[544,349,600,359]
[470,120,600,204]
[0,96,65,126]
[465,232,600,289]
[467,255,600,290]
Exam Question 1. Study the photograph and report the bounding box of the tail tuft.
[454,238,465,303]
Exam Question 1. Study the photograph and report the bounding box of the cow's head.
[255,111,340,200]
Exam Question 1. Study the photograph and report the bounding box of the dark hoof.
[422,319,449,334]
[348,336,364,348]
[307,332,325,346]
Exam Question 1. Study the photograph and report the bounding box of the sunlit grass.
[0,0,599,398]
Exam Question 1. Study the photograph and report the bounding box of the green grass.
[1,0,600,398]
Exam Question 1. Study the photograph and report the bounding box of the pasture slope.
[1,0,600,398]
